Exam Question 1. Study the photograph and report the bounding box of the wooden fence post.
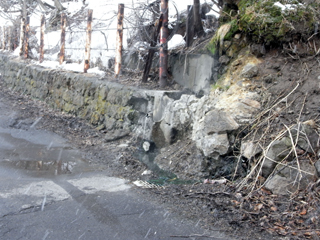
[0,27,2,49]
[115,3,124,78]
[2,26,5,50]
[59,13,66,65]
[19,18,25,57]
[40,15,45,63]
[14,24,18,50]
[159,0,168,88]
[8,27,11,51]
[24,16,30,59]
[186,5,194,47]
[84,9,93,73]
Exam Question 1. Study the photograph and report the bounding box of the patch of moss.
[207,37,218,55]
[206,20,239,55]
[224,19,239,40]
[211,82,230,91]
[238,0,319,44]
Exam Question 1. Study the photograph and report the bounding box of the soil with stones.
[1,47,320,240]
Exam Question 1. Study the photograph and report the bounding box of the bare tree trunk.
[193,0,204,37]
[159,0,168,88]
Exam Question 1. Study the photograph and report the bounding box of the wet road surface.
[0,101,229,240]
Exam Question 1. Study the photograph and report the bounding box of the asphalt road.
[0,100,228,240]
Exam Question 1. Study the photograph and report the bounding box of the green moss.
[207,37,218,55]
[224,19,239,40]
[237,0,318,44]
[206,20,238,55]
[211,82,230,91]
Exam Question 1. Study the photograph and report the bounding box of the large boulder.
[262,137,292,178]
[195,133,230,157]
[262,121,319,178]
[265,160,315,195]
[290,121,318,153]
[241,63,259,78]
[204,109,239,134]
[241,141,262,160]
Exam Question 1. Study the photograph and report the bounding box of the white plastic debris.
[133,180,164,189]
[203,179,227,184]
[141,170,152,175]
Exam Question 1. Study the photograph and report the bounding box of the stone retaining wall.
[0,54,156,140]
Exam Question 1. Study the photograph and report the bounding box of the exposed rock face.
[150,55,264,178]
[150,52,266,179]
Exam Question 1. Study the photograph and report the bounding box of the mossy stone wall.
[0,54,148,132]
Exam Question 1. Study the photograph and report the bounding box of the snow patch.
[274,2,303,12]
[68,176,130,194]
[168,34,185,50]
[0,181,70,203]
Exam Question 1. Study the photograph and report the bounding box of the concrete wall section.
[122,52,218,95]
[170,54,217,95]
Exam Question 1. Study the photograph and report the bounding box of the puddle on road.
[1,157,89,176]
[0,131,94,177]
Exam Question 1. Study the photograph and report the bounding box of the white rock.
[142,141,150,152]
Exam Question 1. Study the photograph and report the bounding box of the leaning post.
[115,3,124,78]
[19,17,25,57]
[59,13,67,65]
[84,9,93,73]
[142,13,163,83]
[24,16,30,59]
[159,0,168,88]
[39,15,45,63]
